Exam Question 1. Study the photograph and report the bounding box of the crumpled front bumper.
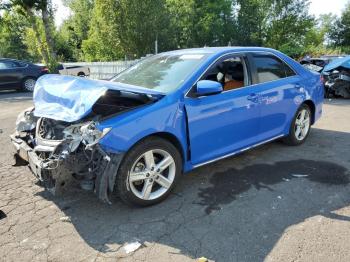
[11,134,44,180]
[10,133,124,203]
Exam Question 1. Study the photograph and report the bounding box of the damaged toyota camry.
[11,47,324,206]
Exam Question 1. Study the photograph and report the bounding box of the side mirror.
[196,80,223,96]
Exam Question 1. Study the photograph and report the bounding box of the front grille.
[37,118,70,140]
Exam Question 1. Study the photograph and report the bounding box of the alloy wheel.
[294,109,310,141]
[24,78,36,92]
[128,149,176,200]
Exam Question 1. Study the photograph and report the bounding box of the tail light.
[41,67,49,73]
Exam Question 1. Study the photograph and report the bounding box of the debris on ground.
[0,210,6,220]
[197,257,208,262]
[59,216,71,222]
[123,241,142,254]
[291,174,309,178]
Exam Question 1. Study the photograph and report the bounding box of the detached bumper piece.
[10,133,123,203]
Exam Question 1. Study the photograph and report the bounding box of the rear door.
[247,53,302,140]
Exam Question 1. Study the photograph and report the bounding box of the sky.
[52,0,349,27]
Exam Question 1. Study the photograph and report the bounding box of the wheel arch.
[302,100,316,124]
[141,132,186,163]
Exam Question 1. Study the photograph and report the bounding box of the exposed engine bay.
[11,89,160,203]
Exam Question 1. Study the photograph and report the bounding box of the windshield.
[111,53,210,93]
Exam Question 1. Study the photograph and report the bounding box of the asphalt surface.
[0,90,350,262]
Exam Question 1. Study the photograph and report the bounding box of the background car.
[300,55,346,72]
[56,63,90,77]
[0,58,48,92]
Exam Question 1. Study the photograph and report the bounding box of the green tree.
[60,0,94,60]
[0,11,36,60]
[264,0,314,57]
[329,3,350,48]
[116,0,171,57]
[82,0,122,61]
[3,0,58,69]
[234,0,269,46]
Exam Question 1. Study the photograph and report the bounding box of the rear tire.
[283,104,312,146]
[116,137,182,206]
[22,77,36,92]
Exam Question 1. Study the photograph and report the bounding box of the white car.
[58,64,90,77]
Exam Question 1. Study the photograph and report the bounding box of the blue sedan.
[11,47,324,206]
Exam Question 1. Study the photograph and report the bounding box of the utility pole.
[155,34,158,55]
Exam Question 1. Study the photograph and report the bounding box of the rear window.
[252,54,296,84]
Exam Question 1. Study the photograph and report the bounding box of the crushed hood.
[323,56,350,72]
[33,74,165,122]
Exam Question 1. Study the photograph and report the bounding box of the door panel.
[0,61,21,87]
[247,52,302,140]
[185,86,260,165]
[255,77,301,140]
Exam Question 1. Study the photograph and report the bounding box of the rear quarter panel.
[275,51,324,126]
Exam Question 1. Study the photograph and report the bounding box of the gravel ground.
[0,90,349,262]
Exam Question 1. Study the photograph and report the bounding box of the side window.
[0,61,18,69]
[201,55,248,91]
[284,62,296,77]
[252,54,295,83]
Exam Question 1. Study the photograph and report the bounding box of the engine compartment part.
[91,90,152,118]
[16,107,37,132]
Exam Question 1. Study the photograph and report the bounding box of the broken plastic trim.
[15,107,37,132]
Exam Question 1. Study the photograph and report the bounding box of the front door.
[184,54,261,166]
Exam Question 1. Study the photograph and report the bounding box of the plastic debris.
[0,210,6,220]
[59,216,71,222]
[282,178,290,182]
[123,241,142,254]
[291,174,309,178]
[277,196,282,199]
[198,257,208,262]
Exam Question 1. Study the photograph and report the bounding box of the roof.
[161,46,278,56]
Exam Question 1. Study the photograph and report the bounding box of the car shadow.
[36,128,350,261]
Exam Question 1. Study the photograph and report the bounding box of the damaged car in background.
[322,56,350,98]
[11,47,323,206]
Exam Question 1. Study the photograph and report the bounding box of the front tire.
[283,104,312,146]
[116,137,182,206]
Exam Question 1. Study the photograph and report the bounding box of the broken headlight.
[63,122,111,151]
[80,122,111,149]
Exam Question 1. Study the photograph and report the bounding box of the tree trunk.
[41,4,57,61]
[24,7,50,65]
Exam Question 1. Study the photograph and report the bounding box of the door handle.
[247,93,259,102]
[295,83,304,92]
